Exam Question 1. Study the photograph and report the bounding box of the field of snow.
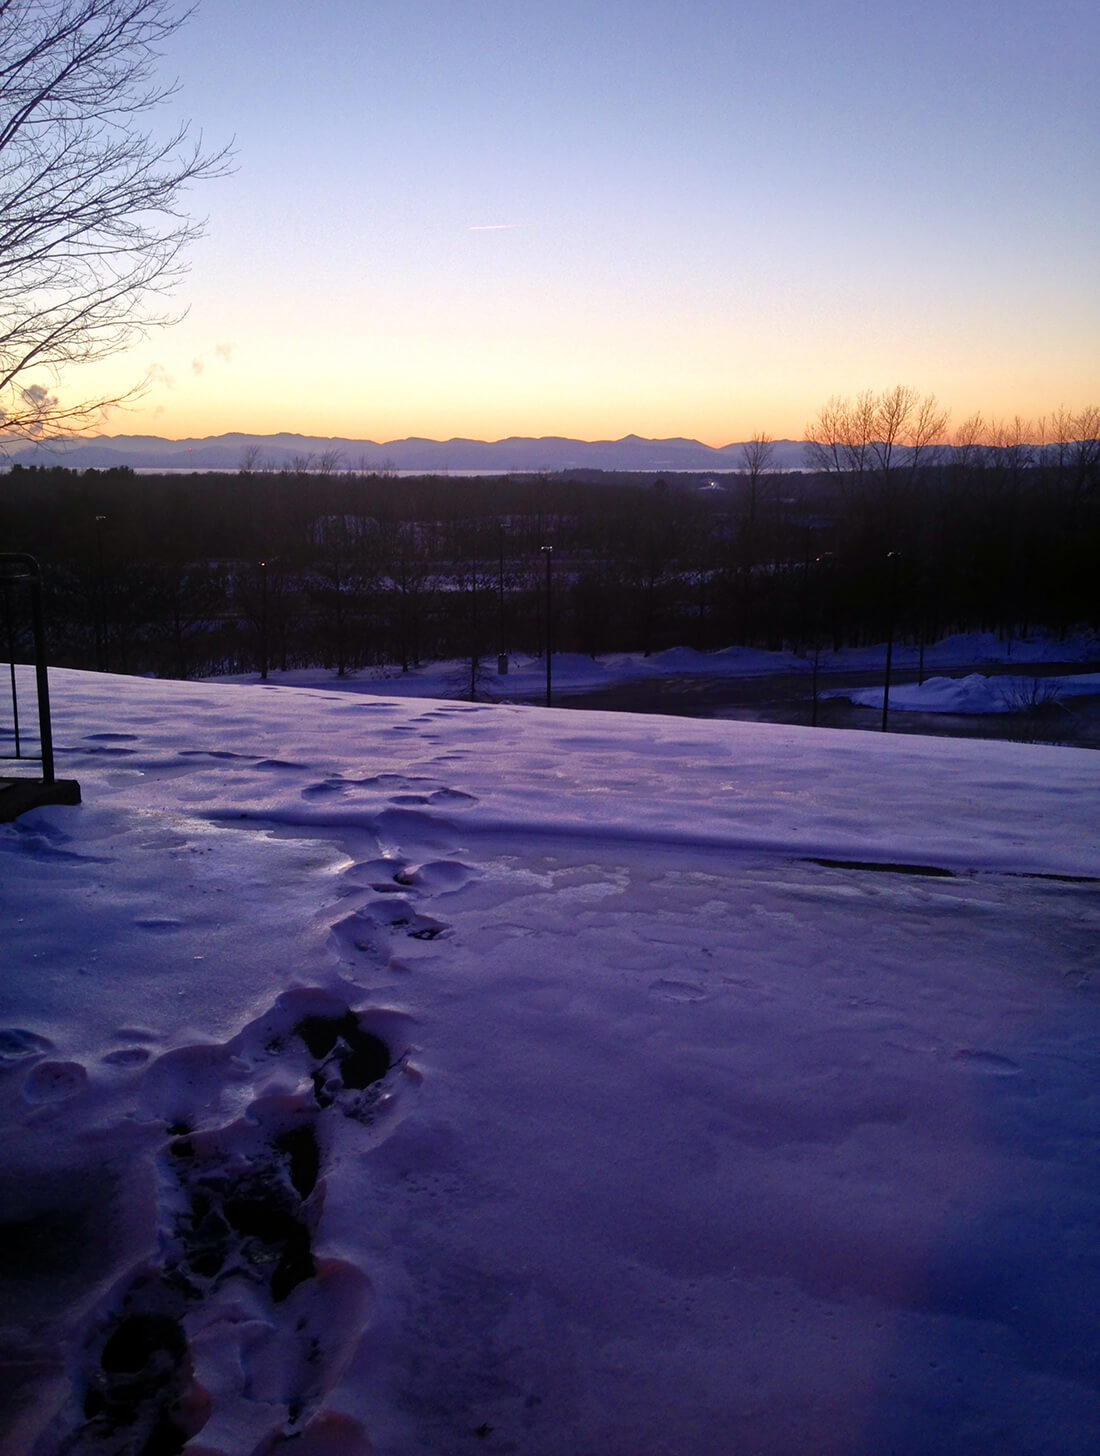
[3,667,1100,1455]
[831,673,1100,717]
[209,630,1100,708]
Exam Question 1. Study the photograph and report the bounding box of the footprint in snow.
[301,771,438,801]
[428,787,476,805]
[952,1048,1022,1075]
[648,978,708,1003]
[331,899,450,960]
[62,1267,210,1456]
[247,1409,373,1455]
[22,1059,88,1103]
[0,1026,54,1063]
[46,991,410,1455]
[394,858,476,894]
[100,1047,152,1068]
[301,777,345,799]
[1,820,94,863]
[336,855,476,943]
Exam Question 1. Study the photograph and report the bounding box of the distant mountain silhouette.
[7,431,809,473]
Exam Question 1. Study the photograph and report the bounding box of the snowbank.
[207,630,1100,704]
[834,671,1100,715]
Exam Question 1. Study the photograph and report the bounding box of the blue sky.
[77,0,1099,442]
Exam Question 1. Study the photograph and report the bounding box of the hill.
[7,430,809,473]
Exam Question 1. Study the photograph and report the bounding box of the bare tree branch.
[0,0,230,440]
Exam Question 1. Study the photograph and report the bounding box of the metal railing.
[1,553,58,784]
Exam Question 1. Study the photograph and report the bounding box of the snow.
[207,630,1100,705]
[3,666,1100,1455]
[832,672,1100,716]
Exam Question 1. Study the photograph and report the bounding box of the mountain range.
[7,432,809,473]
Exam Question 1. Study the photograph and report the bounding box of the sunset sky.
[66,0,1099,445]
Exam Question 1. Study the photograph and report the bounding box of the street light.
[258,560,268,681]
[810,552,834,727]
[541,545,553,707]
[497,522,508,676]
[94,515,108,672]
[882,550,900,732]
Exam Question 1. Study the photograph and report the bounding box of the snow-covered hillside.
[209,630,1100,705]
[3,669,1099,1455]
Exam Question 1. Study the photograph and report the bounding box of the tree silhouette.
[0,0,230,439]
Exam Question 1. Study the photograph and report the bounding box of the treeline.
[1,427,1098,682]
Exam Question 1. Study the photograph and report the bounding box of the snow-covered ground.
[832,672,1100,716]
[209,630,1100,708]
[3,667,1100,1455]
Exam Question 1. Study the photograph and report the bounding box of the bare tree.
[871,387,947,479]
[238,442,267,474]
[0,0,230,439]
[1049,405,1074,472]
[805,390,877,487]
[737,431,774,581]
[805,395,848,476]
[809,387,948,485]
[1070,405,1100,496]
[904,391,949,475]
[871,384,918,479]
[845,389,878,483]
[987,415,1035,488]
[317,448,345,476]
[951,411,985,470]
[739,430,775,480]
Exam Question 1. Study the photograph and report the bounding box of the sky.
[62,0,1100,445]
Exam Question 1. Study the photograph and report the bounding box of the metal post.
[497,523,508,675]
[259,560,269,680]
[469,550,479,702]
[541,545,553,707]
[811,553,833,728]
[399,557,409,673]
[29,576,56,783]
[3,578,20,757]
[0,553,80,813]
[94,514,108,673]
[882,550,899,733]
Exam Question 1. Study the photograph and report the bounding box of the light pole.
[810,552,833,728]
[497,522,508,675]
[94,514,108,672]
[2,569,20,756]
[469,548,479,702]
[258,560,269,680]
[541,545,553,707]
[882,550,899,732]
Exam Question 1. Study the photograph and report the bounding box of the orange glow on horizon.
[97,392,1099,452]
[40,322,1100,453]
